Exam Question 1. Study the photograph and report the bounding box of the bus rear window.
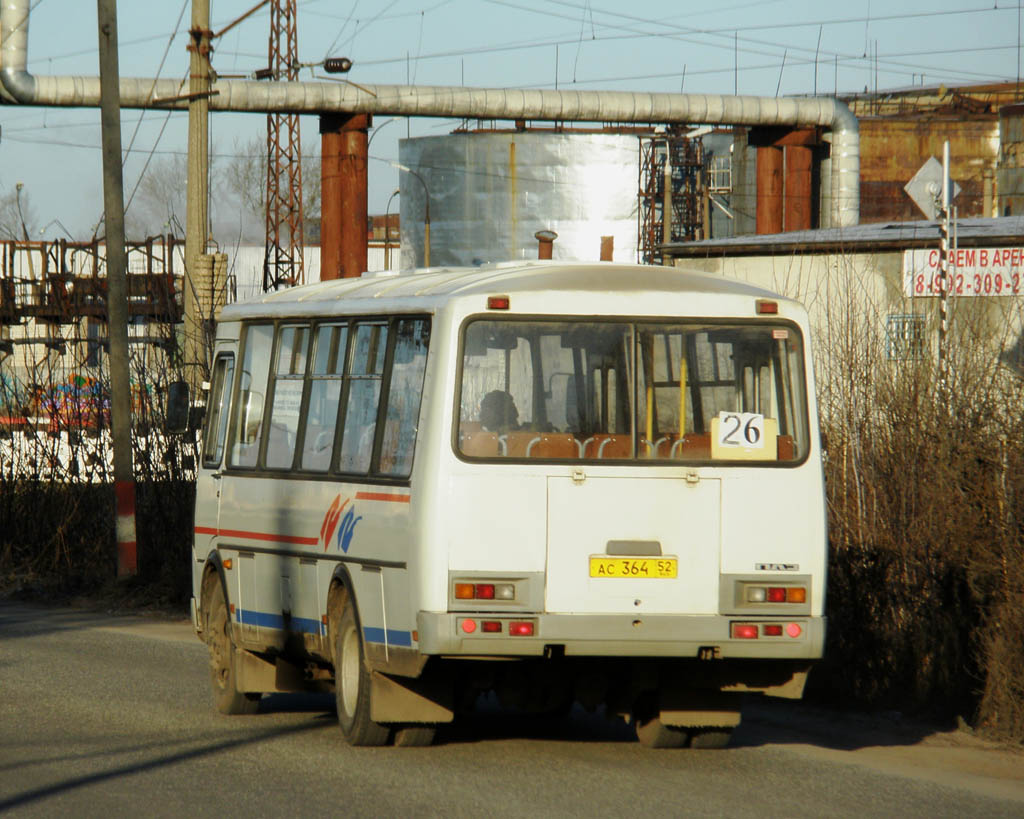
[457,319,808,464]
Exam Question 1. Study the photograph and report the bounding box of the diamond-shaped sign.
[905,156,961,220]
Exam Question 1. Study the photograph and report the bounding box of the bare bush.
[804,256,1024,741]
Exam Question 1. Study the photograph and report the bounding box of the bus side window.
[378,318,430,477]
[228,324,274,469]
[300,323,347,472]
[264,324,310,470]
[339,322,388,474]
[201,354,234,467]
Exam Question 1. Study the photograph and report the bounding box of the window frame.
[453,314,811,468]
[222,314,431,482]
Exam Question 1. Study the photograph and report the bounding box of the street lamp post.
[384,188,400,270]
[38,219,75,240]
[392,162,430,268]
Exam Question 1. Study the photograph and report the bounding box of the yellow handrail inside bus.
[679,357,687,438]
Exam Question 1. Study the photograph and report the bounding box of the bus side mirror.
[166,381,191,434]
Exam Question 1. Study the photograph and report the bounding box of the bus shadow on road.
[239,693,948,751]
[256,692,636,745]
[731,698,949,751]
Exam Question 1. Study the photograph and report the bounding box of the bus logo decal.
[320,494,362,553]
[320,495,349,551]
[337,506,362,553]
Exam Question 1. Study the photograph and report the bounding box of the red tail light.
[481,621,502,633]
[731,623,758,639]
[767,587,787,603]
[475,583,495,600]
[762,624,783,636]
[509,621,534,637]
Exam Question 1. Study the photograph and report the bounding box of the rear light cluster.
[460,618,535,636]
[454,582,516,601]
[731,622,803,639]
[745,585,806,604]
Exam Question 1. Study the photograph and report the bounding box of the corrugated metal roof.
[664,217,1024,257]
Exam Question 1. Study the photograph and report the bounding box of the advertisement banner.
[903,248,1024,297]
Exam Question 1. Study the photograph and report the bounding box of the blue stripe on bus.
[363,627,413,647]
[235,610,411,646]
[236,609,326,636]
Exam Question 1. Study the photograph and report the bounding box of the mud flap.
[234,648,312,694]
[369,671,454,724]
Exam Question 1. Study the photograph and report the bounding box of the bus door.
[196,345,236,564]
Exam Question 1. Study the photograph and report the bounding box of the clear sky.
[0,0,1016,238]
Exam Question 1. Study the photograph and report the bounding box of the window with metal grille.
[886,314,926,360]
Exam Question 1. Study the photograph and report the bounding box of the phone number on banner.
[903,248,1024,298]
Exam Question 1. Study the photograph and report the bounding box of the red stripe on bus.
[193,526,318,546]
[355,492,411,503]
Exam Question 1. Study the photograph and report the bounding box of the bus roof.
[219,261,798,321]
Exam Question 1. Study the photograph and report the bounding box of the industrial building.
[663,217,1024,370]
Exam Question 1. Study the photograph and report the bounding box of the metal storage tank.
[397,131,640,268]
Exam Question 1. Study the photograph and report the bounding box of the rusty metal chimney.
[535,229,557,259]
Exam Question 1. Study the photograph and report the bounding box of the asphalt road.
[1,601,1022,817]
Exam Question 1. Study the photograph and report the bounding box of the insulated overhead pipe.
[0,0,860,229]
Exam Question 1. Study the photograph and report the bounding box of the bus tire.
[334,596,390,746]
[206,581,260,715]
[635,715,689,749]
[688,728,732,749]
[392,725,436,747]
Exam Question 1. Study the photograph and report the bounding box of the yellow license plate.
[589,557,677,579]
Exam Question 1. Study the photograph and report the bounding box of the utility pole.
[184,0,211,391]
[96,0,137,577]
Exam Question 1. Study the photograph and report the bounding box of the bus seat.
[670,433,711,460]
[460,420,482,437]
[502,431,539,457]
[583,434,631,459]
[462,430,501,457]
[777,434,796,461]
[526,433,581,458]
[653,435,678,458]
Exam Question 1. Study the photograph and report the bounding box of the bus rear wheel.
[635,715,689,749]
[206,581,260,715]
[689,728,733,749]
[334,595,390,746]
[393,725,436,747]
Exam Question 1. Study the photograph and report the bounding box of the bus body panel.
[545,474,721,615]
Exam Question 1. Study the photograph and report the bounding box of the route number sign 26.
[716,412,765,449]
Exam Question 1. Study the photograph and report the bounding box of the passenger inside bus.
[479,390,519,432]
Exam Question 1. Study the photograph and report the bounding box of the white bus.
[188,261,827,748]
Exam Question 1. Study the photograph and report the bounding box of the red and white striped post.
[937,140,951,391]
[115,479,137,576]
